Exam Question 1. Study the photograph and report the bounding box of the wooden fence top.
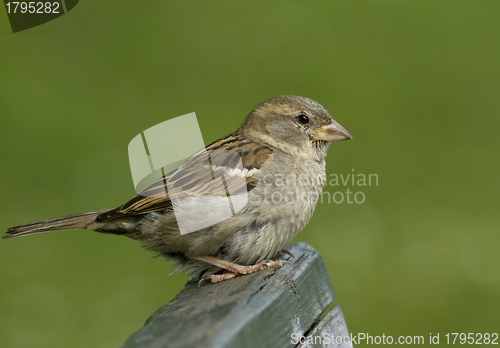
[122,242,350,348]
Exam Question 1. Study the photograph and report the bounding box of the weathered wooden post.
[122,242,351,348]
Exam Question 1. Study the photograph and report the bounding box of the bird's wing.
[96,132,272,222]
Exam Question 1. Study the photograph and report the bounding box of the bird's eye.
[296,114,310,125]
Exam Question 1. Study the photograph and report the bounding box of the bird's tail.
[3,211,109,239]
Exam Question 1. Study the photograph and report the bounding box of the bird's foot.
[196,256,293,285]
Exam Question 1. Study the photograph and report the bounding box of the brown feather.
[96,131,272,222]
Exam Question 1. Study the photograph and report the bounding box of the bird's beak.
[313,120,352,142]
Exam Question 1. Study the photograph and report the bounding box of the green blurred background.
[1,1,499,347]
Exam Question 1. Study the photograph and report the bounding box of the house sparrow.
[4,95,352,283]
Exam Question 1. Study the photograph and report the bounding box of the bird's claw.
[275,249,295,258]
[198,272,237,286]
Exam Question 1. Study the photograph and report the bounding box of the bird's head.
[240,95,352,159]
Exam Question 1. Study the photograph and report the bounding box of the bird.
[4,95,352,284]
